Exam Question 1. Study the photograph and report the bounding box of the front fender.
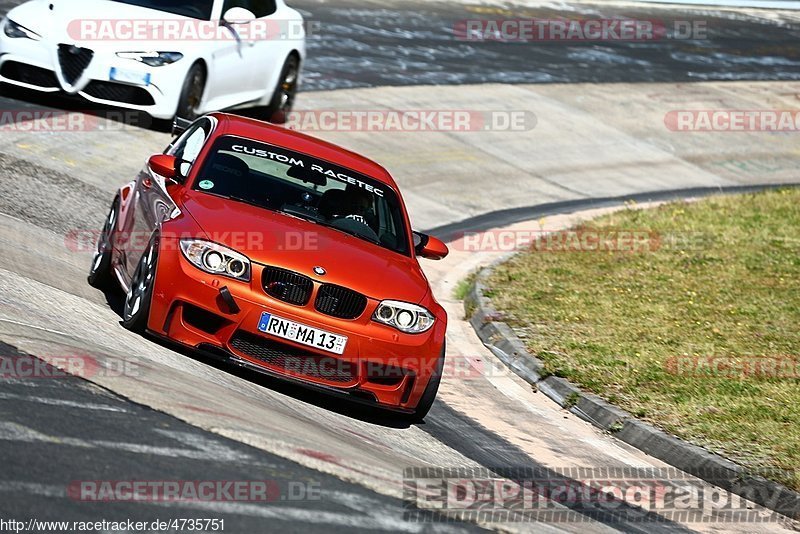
[116,181,137,233]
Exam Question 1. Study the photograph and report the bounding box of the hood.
[180,191,430,305]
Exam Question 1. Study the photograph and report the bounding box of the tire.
[87,197,119,290]
[409,344,446,422]
[176,63,206,122]
[261,54,299,124]
[122,234,159,334]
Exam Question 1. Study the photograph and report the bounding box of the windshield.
[108,0,214,20]
[193,136,411,255]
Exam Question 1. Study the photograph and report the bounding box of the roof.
[210,112,399,190]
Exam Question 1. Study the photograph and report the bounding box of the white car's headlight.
[4,18,41,40]
[372,300,435,334]
[116,51,183,67]
[180,239,251,281]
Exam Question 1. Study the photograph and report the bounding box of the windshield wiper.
[225,194,269,211]
[221,195,384,247]
[315,220,382,246]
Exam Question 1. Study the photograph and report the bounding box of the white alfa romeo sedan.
[0,0,305,122]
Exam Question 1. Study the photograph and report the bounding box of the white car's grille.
[57,44,94,85]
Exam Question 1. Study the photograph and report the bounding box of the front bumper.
[0,31,187,119]
[147,240,447,412]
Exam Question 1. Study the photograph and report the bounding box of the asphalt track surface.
[0,344,473,533]
[0,0,798,533]
[297,0,800,90]
[0,0,797,92]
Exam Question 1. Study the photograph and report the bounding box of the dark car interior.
[195,149,403,253]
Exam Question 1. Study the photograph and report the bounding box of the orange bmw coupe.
[89,113,449,420]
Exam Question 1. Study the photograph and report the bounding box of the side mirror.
[148,154,178,180]
[222,7,256,24]
[414,232,449,260]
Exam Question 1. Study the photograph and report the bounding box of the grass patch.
[487,188,800,489]
[454,270,479,301]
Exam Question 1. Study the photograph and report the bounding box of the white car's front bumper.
[0,31,190,119]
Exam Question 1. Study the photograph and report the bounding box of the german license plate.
[257,312,347,355]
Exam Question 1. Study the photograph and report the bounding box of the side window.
[222,0,277,18]
[168,119,211,177]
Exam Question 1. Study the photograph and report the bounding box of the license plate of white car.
[257,312,348,355]
[109,67,151,86]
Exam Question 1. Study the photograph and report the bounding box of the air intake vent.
[315,284,367,320]
[83,81,155,105]
[230,331,356,384]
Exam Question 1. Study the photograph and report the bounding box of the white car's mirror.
[222,7,257,24]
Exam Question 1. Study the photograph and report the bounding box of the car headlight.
[4,18,41,40]
[179,239,251,281]
[116,51,183,67]
[372,300,435,334]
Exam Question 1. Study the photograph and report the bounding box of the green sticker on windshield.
[198,180,214,190]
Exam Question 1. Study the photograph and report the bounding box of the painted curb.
[465,243,800,522]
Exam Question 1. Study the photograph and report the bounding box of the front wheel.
[261,55,299,124]
[87,197,119,290]
[122,235,159,333]
[409,344,445,422]
[176,63,206,122]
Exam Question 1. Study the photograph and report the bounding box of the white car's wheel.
[176,63,207,122]
[263,55,299,124]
